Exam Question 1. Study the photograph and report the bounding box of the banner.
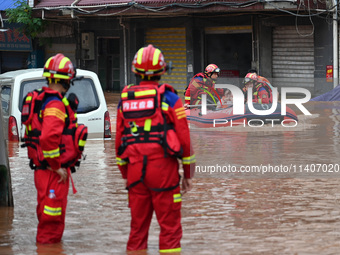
[0,23,32,51]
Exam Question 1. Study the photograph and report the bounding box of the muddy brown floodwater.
[1,93,340,255]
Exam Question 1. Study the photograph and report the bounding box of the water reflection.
[0,207,14,255]
[2,95,340,254]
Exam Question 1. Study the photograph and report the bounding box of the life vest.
[252,83,271,103]
[256,76,273,103]
[243,81,273,104]
[117,83,183,160]
[21,88,88,173]
[117,83,183,192]
[184,72,212,94]
[184,73,222,106]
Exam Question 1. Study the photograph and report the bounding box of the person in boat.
[184,64,224,107]
[242,72,273,104]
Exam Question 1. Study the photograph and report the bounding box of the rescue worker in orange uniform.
[28,54,76,244]
[115,44,195,253]
[184,64,224,107]
[242,72,273,104]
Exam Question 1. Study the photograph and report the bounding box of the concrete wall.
[314,19,334,96]
[259,18,272,79]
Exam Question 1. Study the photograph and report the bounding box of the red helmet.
[132,44,167,78]
[205,64,220,75]
[43,53,76,80]
[243,72,258,84]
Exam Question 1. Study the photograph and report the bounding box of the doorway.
[98,38,120,92]
[205,32,252,87]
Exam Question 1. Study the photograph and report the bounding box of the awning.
[0,0,18,10]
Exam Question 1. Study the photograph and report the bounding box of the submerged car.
[0,68,111,141]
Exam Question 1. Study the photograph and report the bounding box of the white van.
[0,68,112,141]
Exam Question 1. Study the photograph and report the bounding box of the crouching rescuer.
[115,44,196,252]
[21,54,88,244]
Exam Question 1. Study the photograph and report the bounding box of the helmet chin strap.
[47,78,70,91]
[207,72,219,79]
[207,74,218,82]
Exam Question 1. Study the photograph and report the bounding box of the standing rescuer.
[21,53,87,244]
[115,44,196,252]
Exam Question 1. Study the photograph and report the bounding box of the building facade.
[4,0,339,96]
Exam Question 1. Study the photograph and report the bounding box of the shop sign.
[0,23,32,51]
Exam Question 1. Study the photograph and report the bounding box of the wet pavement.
[1,93,340,254]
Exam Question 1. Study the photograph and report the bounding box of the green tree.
[5,0,47,38]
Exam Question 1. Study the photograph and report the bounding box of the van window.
[19,79,48,111]
[19,78,100,114]
[1,86,11,116]
[69,78,100,113]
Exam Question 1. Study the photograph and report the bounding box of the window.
[69,78,100,113]
[1,86,11,116]
[19,78,99,114]
[19,79,47,111]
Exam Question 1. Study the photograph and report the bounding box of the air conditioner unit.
[81,32,95,60]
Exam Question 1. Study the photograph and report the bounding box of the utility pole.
[0,105,13,207]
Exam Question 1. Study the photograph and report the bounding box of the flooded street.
[2,94,340,254]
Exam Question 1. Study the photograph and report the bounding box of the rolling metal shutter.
[145,27,187,92]
[272,26,314,89]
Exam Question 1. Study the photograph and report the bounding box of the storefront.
[0,23,33,73]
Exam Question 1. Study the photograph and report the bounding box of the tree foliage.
[5,0,47,38]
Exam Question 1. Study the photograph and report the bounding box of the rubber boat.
[185,103,298,128]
